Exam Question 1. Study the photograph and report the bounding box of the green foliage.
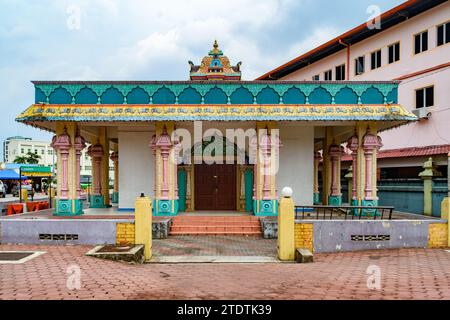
[14,151,41,164]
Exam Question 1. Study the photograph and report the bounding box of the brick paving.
[153,236,277,256]
[1,244,450,300]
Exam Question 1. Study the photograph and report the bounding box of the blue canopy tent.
[0,169,27,180]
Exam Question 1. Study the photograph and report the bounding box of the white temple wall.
[277,125,314,206]
[118,130,155,210]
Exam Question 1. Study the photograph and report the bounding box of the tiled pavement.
[1,244,450,300]
[153,236,277,256]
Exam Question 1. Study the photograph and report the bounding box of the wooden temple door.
[194,163,236,210]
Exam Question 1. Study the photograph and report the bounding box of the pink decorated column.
[156,126,172,200]
[259,131,272,200]
[249,134,258,201]
[328,144,344,197]
[150,134,157,195]
[74,132,86,199]
[347,133,359,204]
[173,133,181,200]
[362,130,382,200]
[50,128,71,200]
[87,144,104,196]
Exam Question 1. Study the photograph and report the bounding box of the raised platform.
[0,208,171,245]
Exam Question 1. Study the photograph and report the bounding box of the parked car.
[0,180,5,198]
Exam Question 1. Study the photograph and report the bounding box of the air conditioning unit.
[412,108,431,120]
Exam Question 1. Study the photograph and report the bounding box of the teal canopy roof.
[32,81,400,105]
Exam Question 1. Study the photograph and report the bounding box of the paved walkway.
[1,245,449,300]
[153,236,277,257]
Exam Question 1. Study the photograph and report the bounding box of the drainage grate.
[39,234,79,241]
[351,235,391,242]
[0,251,46,264]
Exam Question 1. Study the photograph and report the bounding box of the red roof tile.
[342,145,450,161]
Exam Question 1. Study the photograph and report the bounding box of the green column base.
[351,198,359,216]
[361,199,379,217]
[89,195,107,208]
[328,195,342,206]
[54,199,84,216]
[313,193,321,205]
[112,192,119,204]
[254,199,278,216]
[154,199,178,216]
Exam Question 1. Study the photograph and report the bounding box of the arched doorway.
[178,135,254,212]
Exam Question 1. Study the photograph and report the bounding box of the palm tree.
[13,156,28,164]
[14,152,41,164]
[25,152,41,164]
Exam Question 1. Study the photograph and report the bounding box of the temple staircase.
[169,215,263,236]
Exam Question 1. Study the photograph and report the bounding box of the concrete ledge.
[149,256,280,263]
[153,218,172,239]
[260,217,277,239]
[296,248,313,263]
[296,219,448,253]
[86,245,144,264]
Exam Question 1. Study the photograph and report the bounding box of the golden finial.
[213,39,218,49]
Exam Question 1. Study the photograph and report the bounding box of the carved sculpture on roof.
[189,40,242,81]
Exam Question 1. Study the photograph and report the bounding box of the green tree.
[14,151,41,164]
[13,156,27,164]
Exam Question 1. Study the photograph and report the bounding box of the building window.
[355,56,365,75]
[415,86,434,109]
[21,148,24,154]
[414,30,428,54]
[41,149,45,155]
[371,50,382,70]
[312,74,320,81]
[388,42,400,64]
[48,150,52,155]
[335,64,345,80]
[437,22,449,46]
[324,70,332,81]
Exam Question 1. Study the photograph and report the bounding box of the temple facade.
[16,42,416,216]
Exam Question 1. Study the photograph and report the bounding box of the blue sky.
[0,0,403,158]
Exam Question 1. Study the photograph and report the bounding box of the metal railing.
[294,205,394,220]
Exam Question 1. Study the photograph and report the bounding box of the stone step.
[171,226,262,232]
[170,215,263,236]
[172,221,261,226]
[174,217,259,221]
[170,231,263,236]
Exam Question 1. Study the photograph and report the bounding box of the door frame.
[193,163,237,211]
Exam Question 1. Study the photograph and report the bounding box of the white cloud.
[1,0,361,151]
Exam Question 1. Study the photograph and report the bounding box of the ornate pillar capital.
[50,127,71,153]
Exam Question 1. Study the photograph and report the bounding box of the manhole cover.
[0,251,46,264]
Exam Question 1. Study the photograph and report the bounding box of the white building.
[258,0,450,178]
[3,136,55,166]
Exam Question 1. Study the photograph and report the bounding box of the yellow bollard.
[21,188,28,203]
[50,188,56,208]
[441,198,449,220]
[278,187,296,261]
[134,193,152,261]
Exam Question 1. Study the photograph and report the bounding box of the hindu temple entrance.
[194,163,237,210]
